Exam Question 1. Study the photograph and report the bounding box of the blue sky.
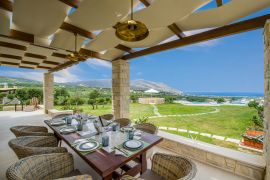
[1,3,270,93]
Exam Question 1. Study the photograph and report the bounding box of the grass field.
[156,104,216,115]
[56,103,257,150]
[149,105,256,139]
[56,103,154,119]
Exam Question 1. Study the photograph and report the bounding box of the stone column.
[112,59,130,119]
[43,73,54,114]
[264,20,270,180]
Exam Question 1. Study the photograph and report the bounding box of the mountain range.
[0,76,182,95]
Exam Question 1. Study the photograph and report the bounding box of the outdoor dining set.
[6,113,197,180]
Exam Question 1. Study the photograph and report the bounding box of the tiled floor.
[0,110,248,180]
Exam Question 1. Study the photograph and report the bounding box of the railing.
[157,131,265,180]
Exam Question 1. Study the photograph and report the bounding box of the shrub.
[135,116,149,124]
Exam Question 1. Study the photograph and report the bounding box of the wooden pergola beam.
[10,30,34,43]
[216,0,223,7]
[49,60,77,72]
[115,44,135,53]
[122,14,270,60]
[58,0,80,8]
[24,53,46,59]
[60,22,96,39]
[0,0,12,12]
[168,23,186,39]
[139,0,151,7]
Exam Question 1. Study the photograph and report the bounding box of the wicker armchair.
[134,123,158,134]
[10,125,54,137]
[8,136,67,159]
[133,123,158,160]
[114,118,131,128]
[122,153,197,180]
[6,153,92,180]
[99,114,114,126]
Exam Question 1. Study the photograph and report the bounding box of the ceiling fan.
[66,33,90,61]
[114,0,149,42]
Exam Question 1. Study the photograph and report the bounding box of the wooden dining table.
[44,119,163,180]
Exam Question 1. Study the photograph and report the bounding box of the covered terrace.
[1,0,270,179]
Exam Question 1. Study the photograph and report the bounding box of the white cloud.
[86,58,112,69]
[0,71,44,81]
[54,68,80,83]
[0,65,81,83]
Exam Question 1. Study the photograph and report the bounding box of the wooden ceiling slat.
[37,66,52,70]
[168,23,186,39]
[21,61,39,65]
[0,61,19,66]
[58,0,80,8]
[0,54,22,60]
[0,41,27,51]
[19,66,35,69]
[60,22,96,39]
[115,44,134,53]
[216,0,223,7]
[122,14,270,60]
[10,30,34,43]
[51,52,67,59]
[24,53,46,59]
[139,0,150,7]
[0,0,12,12]
[43,60,61,65]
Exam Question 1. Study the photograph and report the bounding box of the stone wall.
[138,97,165,104]
[158,131,265,180]
[112,59,130,119]
[264,20,270,180]
[43,73,54,114]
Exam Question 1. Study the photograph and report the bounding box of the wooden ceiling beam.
[168,23,186,39]
[115,44,135,53]
[139,0,151,7]
[10,29,34,43]
[58,0,80,8]
[216,0,223,7]
[60,22,96,39]
[0,41,27,51]
[0,0,12,12]
[122,14,270,60]
[49,61,77,72]
[79,48,108,61]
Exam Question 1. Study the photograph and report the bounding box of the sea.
[185,92,264,97]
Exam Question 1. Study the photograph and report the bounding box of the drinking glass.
[102,135,109,147]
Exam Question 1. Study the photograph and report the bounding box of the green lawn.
[149,105,256,139]
[55,103,154,120]
[157,103,216,115]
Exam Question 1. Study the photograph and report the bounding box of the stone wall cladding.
[265,20,270,180]
[112,59,130,119]
[43,73,54,114]
[158,137,265,180]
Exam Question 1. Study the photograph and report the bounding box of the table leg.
[103,173,112,180]
[140,152,147,174]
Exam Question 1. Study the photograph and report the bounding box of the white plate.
[123,140,143,149]
[76,140,99,152]
[59,127,76,134]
